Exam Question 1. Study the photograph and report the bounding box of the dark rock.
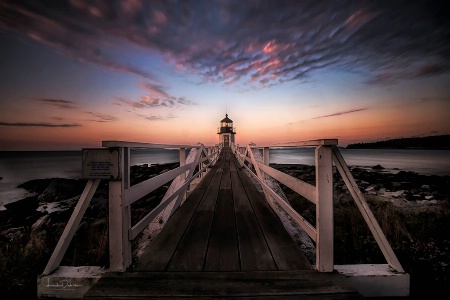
[372,164,385,170]
[17,178,52,193]
[38,178,87,203]
[1,195,42,228]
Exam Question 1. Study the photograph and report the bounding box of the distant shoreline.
[344,147,450,150]
[346,134,450,149]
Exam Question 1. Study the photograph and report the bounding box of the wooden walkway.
[84,147,363,299]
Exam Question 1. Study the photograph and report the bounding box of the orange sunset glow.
[0,1,449,150]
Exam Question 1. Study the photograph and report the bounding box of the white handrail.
[42,138,404,276]
[41,142,223,275]
[123,160,206,206]
[128,157,213,240]
[230,141,405,273]
[108,143,222,271]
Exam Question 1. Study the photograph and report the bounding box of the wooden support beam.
[332,146,404,272]
[179,147,187,203]
[109,147,132,272]
[42,179,100,275]
[315,145,334,272]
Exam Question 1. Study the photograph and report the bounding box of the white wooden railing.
[42,141,223,275]
[41,138,405,277]
[231,139,405,273]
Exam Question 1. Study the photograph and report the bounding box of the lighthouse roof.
[220,114,233,123]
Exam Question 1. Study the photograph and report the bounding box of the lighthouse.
[217,114,236,146]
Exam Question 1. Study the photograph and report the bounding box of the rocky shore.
[0,162,449,298]
[0,162,178,299]
[271,163,450,298]
[271,163,450,213]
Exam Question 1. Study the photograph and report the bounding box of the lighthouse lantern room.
[217,114,236,146]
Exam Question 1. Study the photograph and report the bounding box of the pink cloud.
[2,0,449,88]
[153,10,167,24]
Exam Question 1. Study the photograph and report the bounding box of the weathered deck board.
[231,166,277,271]
[233,158,312,270]
[83,271,363,299]
[203,148,239,271]
[84,147,364,299]
[166,155,224,271]
[134,157,221,271]
[220,150,231,189]
[204,189,240,271]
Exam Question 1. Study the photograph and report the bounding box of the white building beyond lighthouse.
[217,114,236,146]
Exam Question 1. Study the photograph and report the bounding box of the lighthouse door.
[224,135,229,146]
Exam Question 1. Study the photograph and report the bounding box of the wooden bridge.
[37,140,410,299]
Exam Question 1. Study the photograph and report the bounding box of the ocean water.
[0,148,181,206]
[269,148,450,176]
[1,148,449,206]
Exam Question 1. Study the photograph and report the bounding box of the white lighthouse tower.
[217,114,236,146]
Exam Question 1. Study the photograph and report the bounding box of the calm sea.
[1,148,449,206]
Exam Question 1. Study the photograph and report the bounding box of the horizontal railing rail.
[42,137,404,277]
[231,140,404,273]
[42,141,223,275]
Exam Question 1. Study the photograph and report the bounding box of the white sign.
[82,148,121,179]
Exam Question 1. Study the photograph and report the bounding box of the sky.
[0,0,449,150]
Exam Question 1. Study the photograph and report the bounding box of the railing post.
[109,147,132,271]
[315,145,334,272]
[263,147,269,179]
[179,147,187,199]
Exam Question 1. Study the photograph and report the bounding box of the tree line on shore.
[346,134,450,149]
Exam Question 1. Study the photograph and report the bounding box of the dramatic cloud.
[312,108,368,120]
[116,82,197,112]
[1,0,449,87]
[0,121,80,127]
[0,1,156,80]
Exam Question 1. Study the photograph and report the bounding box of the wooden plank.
[134,164,218,271]
[166,211,214,271]
[231,166,277,271]
[239,155,318,241]
[83,270,363,299]
[235,159,312,271]
[230,156,237,171]
[204,189,240,271]
[166,164,223,270]
[197,163,223,211]
[220,149,231,189]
